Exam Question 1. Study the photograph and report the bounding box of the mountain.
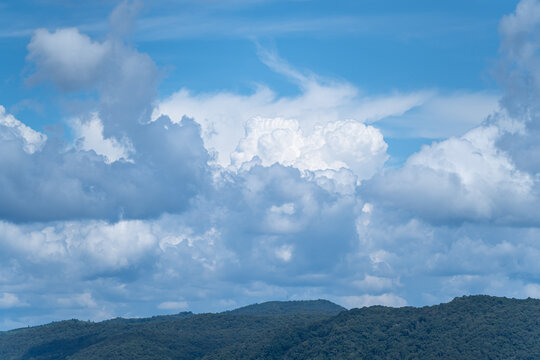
[222,299,345,316]
[0,300,340,360]
[1,296,539,359]
[260,295,540,359]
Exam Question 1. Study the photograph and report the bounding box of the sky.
[0,0,539,329]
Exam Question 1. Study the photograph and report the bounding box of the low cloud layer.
[365,124,535,224]
[2,0,540,330]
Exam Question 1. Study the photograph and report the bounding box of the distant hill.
[1,296,539,359]
[0,300,340,360]
[223,299,345,316]
[260,295,540,359]
[102,311,194,324]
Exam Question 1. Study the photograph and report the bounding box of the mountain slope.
[223,299,345,316]
[0,301,340,360]
[1,296,539,359]
[261,295,540,359]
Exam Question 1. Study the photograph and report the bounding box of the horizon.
[4,294,533,331]
[2,0,540,331]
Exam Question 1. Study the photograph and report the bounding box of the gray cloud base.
[0,115,210,222]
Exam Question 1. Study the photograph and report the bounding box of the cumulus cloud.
[0,219,158,274]
[158,300,188,310]
[27,28,109,91]
[364,0,540,229]
[491,0,540,174]
[4,0,540,331]
[340,293,407,309]
[1,1,208,222]
[364,0,540,226]
[26,9,158,139]
[71,113,134,163]
[151,57,426,169]
[498,0,540,52]
[151,53,498,187]
[0,165,359,325]
[57,292,98,309]
[524,283,540,298]
[350,275,395,293]
[0,111,210,222]
[0,105,46,153]
[350,201,540,306]
[0,293,26,309]
[365,125,534,224]
[231,117,387,180]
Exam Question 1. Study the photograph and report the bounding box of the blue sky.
[2,0,540,329]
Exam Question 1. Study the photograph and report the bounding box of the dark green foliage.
[0,302,336,360]
[223,299,345,316]
[1,296,539,359]
[262,295,540,360]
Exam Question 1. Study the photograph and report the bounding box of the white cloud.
[151,78,425,169]
[0,220,157,271]
[26,22,158,140]
[363,0,540,227]
[274,244,293,262]
[0,105,46,154]
[5,0,540,332]
[158,300,188,310]
[407,126,529,190]
[76,220,158,270]
[499,0,540,42]
[72,113,133,163]
[0,106,210,222]
[57,292,97,308]
[367,124,534,223]
[27,28,109,91]
[231,117,388,180]
[524,283,540,298]
[351,275,395,293]
[340,293,407,308]
[269,203,296,216]
[151,54,499,183]
[0,293,26,309]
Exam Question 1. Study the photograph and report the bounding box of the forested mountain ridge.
[262,295,540,359]
[222,299,345,315]
[1,296,539,359]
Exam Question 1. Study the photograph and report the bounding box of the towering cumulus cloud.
[365,0,540,226]
[356,0,540,304]
[2,0,540,330]
[2,1,209,222]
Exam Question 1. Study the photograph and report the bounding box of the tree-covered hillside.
[223,299,345,316]
[1,296,539,359]
[260,295,540,359]
[0,300,339,360]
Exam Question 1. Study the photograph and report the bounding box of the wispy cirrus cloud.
[0,0,497,41]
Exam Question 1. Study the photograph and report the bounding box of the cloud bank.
[2,0,540,330]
